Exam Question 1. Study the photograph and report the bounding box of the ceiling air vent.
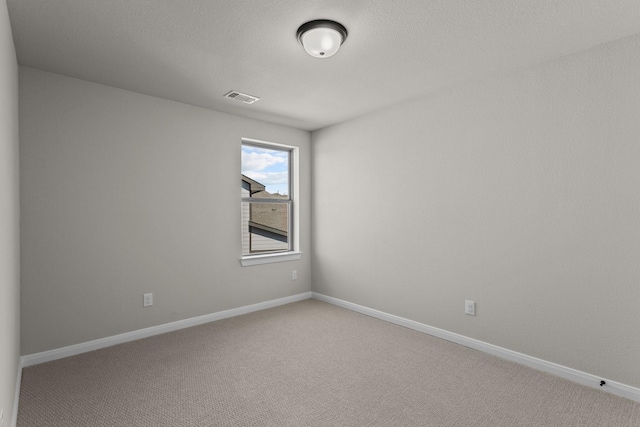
[223,90,260,104]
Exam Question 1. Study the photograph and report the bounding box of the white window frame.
[240,138,302,266]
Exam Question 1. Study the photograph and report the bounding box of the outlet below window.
[143,293,153,307]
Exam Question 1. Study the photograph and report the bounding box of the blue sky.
[241,145,289,195]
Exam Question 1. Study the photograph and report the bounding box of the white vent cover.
[223,90,260,104]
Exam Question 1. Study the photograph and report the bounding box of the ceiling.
[7,0,640,131]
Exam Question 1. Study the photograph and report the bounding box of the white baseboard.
[311,292,640,403]
[10,357,22,427]
[21,292,312,368]
[18,290,639,404]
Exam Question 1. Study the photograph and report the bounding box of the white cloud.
[246,171,289,186]
[242,146,289,194]
[242,150,286,173]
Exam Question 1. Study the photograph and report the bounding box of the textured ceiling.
[7,0,640,131]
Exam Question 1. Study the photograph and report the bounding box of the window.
[241,139,301,266]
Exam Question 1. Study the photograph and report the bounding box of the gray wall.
[312,34,640,387]
[20,67,311,355]
[0,0,19,421]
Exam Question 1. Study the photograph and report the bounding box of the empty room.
[1,1,639,426]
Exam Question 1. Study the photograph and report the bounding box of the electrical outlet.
[291,270,297,280]
[465,300,475,316]
[143,293,153,307]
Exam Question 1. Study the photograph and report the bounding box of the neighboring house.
[241,175,288,254]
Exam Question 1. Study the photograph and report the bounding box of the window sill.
[240,251,303,267]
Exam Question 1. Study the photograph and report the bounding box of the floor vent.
[223,90,260,104]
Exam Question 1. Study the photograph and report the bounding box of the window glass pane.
[241,143,292,256]
[241,145,289,197]
[241,202,289,255]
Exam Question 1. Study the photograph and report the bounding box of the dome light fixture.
[296,20,348,58]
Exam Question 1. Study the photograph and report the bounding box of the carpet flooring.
[17,299,640,426]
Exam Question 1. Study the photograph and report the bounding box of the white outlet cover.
[144,293,153,307]
[465,300,475,316]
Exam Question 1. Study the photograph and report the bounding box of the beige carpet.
[18,299,640,426]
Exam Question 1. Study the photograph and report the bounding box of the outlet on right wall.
[311,33,640,388]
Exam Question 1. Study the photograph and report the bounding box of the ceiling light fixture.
[296,20,348,59]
